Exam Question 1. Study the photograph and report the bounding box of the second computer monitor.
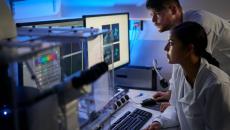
[17,18,84,78]
[83,13,130,70]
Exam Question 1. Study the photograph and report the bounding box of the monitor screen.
[83,13,130,70]
[17,18,84,79]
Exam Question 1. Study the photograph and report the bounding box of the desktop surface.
[111,89,178,130]
[82,89,178,130]
[107,89,160,130]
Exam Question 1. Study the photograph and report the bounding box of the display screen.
[84,13,130,70]
[35,53,57,66]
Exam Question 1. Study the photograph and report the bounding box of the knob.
[116,101,122,107]
[121,97,126,103]
[125,95,129,100]
[113,104,118,110]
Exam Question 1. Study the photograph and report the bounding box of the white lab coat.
[169,10,230,93]
[183,10,230,76]
[154,58,230,130]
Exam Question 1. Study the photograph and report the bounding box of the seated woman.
[145,22,230,130]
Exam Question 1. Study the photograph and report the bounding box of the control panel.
[107,90,130,112]
[82,89,130,130]
[21,46,61,90]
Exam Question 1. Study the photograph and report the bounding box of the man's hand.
[153,91,171,101]
[144,121,161,130]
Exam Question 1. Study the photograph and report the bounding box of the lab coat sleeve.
[183,10,219,54]
[198,21,219,54]
[153,106,179,128]
[153,76,180,128]
[205,83,230,130]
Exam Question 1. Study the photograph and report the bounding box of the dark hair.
[172,22,219,67]
[146,0,182,11]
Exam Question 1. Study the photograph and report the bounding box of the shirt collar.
[178,58,208,105]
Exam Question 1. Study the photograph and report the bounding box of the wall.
[130,40,172,80]
[129,20,171,79]
[180,0,230,20]
[61,0,230,20]
[13,0,62,23]
[60,5,147,19]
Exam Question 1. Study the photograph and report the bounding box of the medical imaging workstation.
[3,0,230,130]
[0,1,150,130]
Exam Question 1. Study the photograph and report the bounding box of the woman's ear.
[187,43,195,53]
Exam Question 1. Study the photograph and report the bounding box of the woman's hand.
[160,102,171,112]
[153,91,171,101]
[144,121,161,130]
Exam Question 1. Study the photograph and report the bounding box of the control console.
[82,89,130,130]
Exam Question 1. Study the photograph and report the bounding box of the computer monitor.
[83,13,130,70]
[17,18,84,80]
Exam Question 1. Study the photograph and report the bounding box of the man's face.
[149,8,175,32]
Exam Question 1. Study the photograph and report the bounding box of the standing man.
[146,0,230,111]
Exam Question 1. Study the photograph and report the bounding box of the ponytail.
[172,22,220,68]
[201,51,219,67]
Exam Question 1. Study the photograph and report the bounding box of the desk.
[102,89,178,130]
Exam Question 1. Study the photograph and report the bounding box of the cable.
[152,59,169,88]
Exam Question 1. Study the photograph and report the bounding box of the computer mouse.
[141,98,156,107]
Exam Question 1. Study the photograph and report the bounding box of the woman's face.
[164,34,189,64]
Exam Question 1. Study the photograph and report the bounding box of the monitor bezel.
[16,18,83,27]
[82,12,130,70]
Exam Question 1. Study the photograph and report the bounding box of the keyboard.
[110,108,152,130]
